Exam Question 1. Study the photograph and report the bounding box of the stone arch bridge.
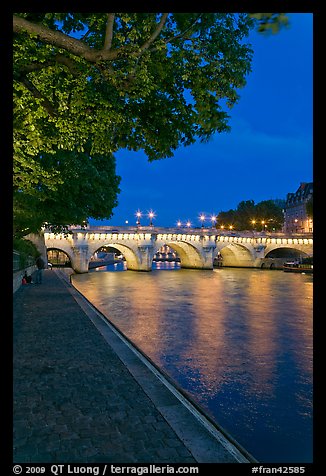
[42,226,313,273]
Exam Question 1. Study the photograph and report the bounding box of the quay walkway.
[13,269,255,464]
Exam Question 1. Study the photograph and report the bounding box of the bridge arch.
[216,242,256,268]
[154,240,206,269]
[265,245,311,259]
[47,248,72,267]
[88,242,142,271]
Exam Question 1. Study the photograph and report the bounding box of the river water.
[72,263,313,463]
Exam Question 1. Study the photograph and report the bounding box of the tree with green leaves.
[235,199,256,229]
[254,200,284,230]
[217,199,284,231]
[14,148,121,238]
[13,12,288,237]
[217,209,237,229]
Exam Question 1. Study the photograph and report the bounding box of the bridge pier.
[200,244,216,269]
[70,245,90,273]
[127,245,155,271]
[180,244,216,270]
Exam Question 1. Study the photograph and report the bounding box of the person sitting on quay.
[22,270,32,284]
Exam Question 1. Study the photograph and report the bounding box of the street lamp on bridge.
[211,215,217,228]
[135,210,142,226]
[148,210,155,227]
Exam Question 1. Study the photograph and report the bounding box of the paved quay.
[13,268,254,464]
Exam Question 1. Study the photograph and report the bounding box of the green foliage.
[13,12,289,237]
[13,237,39,257]
[13,237,40,269]
[218,209,237,228]
[13,13,257,164]
[14,148,121,237]
[217,199,284,231]
[249,13,289,34]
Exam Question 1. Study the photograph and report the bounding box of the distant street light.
[186,220,191,228]
[177,220,182,228]
[199,214,205,228]
[211,215,217,228]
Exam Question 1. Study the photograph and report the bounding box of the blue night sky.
[89,13,313,229]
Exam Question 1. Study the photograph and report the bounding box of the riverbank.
[13,268,254,464]
[71,264,313,463]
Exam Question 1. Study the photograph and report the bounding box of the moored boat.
[283,260,313,273]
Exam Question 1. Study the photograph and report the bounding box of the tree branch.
[146,14,203,56]
[55,55,82,75]
[104,13,115,51]
[20,77,57,117]
[138,13,169,55]
[163,14,203,47]
[13,14,121,63]
[16,55,81,77]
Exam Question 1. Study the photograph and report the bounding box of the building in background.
[283,182,313,233]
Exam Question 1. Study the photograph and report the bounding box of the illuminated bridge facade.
[41,226,313,273]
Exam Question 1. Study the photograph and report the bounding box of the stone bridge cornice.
[51,225,313,241]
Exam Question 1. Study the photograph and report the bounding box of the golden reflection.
[242,271,312,394]
[72,268,313,418]
[182,271,228,394]
[276,275,313,377]
[73,271,165,360]
[241,272,280,393]
[119,275,164,359]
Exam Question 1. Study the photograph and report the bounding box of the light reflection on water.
[72,264,313,463]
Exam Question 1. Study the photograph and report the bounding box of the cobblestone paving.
[13,270,197,463]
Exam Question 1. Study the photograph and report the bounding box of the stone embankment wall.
[14,232,48,294]
[13,265,37,294]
